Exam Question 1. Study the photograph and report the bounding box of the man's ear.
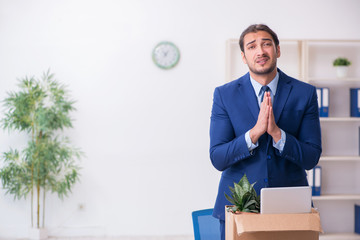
[241,51,247,64]
[276,45,281,58]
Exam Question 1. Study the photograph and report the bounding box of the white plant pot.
[28,227,48,240]
[335,66,349,78]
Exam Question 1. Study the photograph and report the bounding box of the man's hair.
[239,24,279,53]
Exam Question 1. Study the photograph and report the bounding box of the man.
[209,24,322,240]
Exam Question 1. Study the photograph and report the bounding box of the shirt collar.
[250,72,279,96]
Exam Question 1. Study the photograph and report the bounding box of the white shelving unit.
[321,117,360,122]
[320,233,360,240]
[320,156,360,161]
[226,39,360,239]
[305,39,360,240]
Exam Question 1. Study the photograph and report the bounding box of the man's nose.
[256,46,265,56]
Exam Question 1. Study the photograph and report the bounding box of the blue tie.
[260,85,270,103]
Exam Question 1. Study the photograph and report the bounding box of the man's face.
[241,31,280,76]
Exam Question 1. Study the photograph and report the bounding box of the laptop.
[260,186,312,214]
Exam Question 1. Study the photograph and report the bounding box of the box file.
[316,88,329,117]
[321,88,329,117]
[350,88,360,117]
[307,169,313,190]
[312,166,321,196]
[355,205,360,234]
[316,88,321,112]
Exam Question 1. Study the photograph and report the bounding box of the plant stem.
[36,130,41,228]
[30,98,36,228]
[37,178,40,228]
[31,128,35,228]
[31,170,34,228]
[42,186,45,228]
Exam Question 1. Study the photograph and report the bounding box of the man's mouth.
[256,57,269,65]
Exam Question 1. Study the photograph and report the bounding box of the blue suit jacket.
[209,69,322,220]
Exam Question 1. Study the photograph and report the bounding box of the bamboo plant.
[0,71,82,229]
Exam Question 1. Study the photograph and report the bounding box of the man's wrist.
[249,128,262,144]
[270,127,281,143]
[273,129,286,152]
[245,130,258,150]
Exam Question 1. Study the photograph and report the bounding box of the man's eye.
[248,45,255,50]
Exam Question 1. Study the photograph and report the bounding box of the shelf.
[320,117,360,122]
[226,38,360,236]
[309,77,360,82]
[320,233,360,240]
[312,194,360,201]
[320,156,360,162]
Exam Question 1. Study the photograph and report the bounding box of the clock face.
[152,41,180,69]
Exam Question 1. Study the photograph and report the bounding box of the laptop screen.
[260,186,312,214]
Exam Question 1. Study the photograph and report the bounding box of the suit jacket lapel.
[273,71,292,123]
[237,73,259,121]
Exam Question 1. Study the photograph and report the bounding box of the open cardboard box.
[225,206,323,240]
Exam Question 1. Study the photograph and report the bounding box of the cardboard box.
[225,207,323,240]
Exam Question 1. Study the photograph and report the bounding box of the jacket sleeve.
[209,87,253,171]
[278,86,322,170]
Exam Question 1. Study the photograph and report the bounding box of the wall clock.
[152,41,180,69]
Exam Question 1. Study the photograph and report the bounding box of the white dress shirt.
[245,72,286,152]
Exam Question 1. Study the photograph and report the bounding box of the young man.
[209,24,322,240]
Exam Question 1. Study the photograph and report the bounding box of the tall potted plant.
[0,71,82,239]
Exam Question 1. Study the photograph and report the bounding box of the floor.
[0,236,193,240]
[53,237,192,240]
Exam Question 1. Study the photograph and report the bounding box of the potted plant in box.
[0,71,82,239]
[333,57,351,78]
[225,174,260,213]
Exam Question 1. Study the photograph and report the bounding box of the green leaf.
[243,199,257,209]
[225,193,235,205]
[239,174,251,191]
[234,182,246,198]
[333,57,351,66]
[224,174,260,213]
[0,70,83,227]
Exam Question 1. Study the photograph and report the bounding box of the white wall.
[0,0,359,238]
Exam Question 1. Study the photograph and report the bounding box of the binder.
[312,166,322,196]
[316,88,321,115]
[350,88,360,117]
[321,88,329,117]
[356,204,360,234]
[316,88,329,117]
[307,169,313,190]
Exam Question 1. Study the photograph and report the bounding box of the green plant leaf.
[243,199,257,209]
[224,174,260,213]
[0,71,82,227]
[239,174,251,191]
[333,57,351,66]
[225,193,235,205]
[234,182,246,198]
